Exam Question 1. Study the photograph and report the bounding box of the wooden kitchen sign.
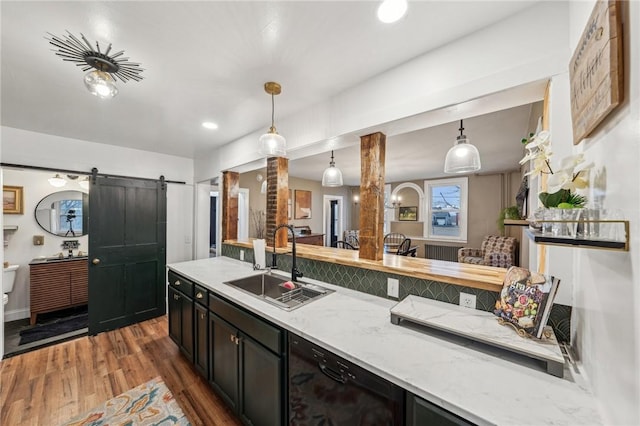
[569,0,623,145]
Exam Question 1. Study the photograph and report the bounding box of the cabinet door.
[239,334,283,426]
[168,287,181,346]
[180,294,194,362]
[194,302,208,378]
[407,393,475,426]
[210,313,239,411]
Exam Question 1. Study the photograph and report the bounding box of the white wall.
[527,1,640,424]
[0,127,196,326]
[194,2,570,182]
[565,1,639,424]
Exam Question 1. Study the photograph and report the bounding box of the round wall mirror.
[34,190,88,236]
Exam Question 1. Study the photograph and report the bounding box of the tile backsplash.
[221,243,571,343]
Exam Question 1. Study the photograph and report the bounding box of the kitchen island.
[168,256,602,425]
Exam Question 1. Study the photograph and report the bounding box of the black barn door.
[88,175,167,335]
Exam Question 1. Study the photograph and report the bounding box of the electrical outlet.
[387,278,399,298]
[459,292,476,309]
[239,250,245,261]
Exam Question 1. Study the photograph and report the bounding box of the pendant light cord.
[459,119,464,137]
[271,93,275,129]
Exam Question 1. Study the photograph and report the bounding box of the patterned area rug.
[60,376,191,426]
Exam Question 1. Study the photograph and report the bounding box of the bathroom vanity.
[29,256,88,324]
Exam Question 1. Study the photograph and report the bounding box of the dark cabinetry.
[168,269,285,426]
[406,392,476,426]
[167,271,193,362]
[194,285,209,377]
[209,293,284,426]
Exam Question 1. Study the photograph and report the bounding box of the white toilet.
[3,264,19,305]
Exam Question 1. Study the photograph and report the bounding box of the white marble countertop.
[167,257,602,426]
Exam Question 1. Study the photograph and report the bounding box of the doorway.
[322,195,344,247]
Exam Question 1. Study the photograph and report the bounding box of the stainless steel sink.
[224,272,333,310]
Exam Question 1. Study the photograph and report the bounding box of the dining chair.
[396,238,414,256]
[332,240,357,250]
[383,232,406,246]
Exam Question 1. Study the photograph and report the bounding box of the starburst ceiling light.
[45,31,144,99]
[258,82,286,157]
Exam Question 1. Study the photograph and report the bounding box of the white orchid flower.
[524,130,551,149]
[547,170,573,193]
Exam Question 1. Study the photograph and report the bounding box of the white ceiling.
[1,1,541,182]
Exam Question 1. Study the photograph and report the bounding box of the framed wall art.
[294,189,312,219]
[3,186,24,214]
[398,206,418,221]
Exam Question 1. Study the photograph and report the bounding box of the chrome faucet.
[271,224,303,282]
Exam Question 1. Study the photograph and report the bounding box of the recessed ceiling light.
[377,0,408,23]
[202,122,218,130]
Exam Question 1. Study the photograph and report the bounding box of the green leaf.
[539,189,572,208]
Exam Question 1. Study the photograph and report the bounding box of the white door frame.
[195,181,212,259]
[322,195,344,246]
[238,188,249,241]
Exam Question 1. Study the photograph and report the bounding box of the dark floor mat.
[19,308,88,345]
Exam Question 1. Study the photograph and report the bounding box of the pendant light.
[258,82,286,157]
[444,119,481,174]
[321,150,343,187]
[48,174,67,187]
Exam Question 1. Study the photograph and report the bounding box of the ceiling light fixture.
[444,119,481,174]
[48,174,67,188]
[377,0,408,23]
[321,150,344,187]
[256,174,267,194]
[45,31,144,99]
[79,177,90,190]
[202,122,218,130]
[258,82,286,157]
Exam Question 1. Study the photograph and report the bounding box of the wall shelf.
[3,225,18,231]
[524,220,629,251]
[503,219,530,227]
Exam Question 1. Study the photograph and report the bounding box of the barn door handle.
[92,258,100,265]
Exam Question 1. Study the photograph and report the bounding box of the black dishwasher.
[288,334,404,425]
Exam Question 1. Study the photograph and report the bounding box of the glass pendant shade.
[321,151,343,187]
[79,177,90,190]
[258,130,287,157]
[48,174,67,187]
[84,70,119,99]
[444,120,481,173]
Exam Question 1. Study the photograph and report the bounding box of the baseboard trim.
[4,308,29,322]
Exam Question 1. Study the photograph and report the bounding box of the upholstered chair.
[458,235,518,268]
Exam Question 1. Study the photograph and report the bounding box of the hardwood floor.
[0,315,242,426]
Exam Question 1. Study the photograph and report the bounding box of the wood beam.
[359,132,386,261]
[221,171,239,242]
[538,81,550,274]
[265,157,289,248]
